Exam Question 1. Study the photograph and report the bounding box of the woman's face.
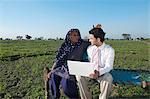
[69,31,80,44]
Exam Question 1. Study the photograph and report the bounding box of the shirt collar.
[97,42,105,50]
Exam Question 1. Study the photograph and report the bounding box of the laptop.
[67,60,94,77]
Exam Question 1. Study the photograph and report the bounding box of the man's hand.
[89,70,99,79]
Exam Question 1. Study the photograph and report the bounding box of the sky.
[0,0,149,39]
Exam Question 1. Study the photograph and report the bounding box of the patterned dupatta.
[52,29,83,78]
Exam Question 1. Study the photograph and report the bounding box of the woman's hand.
[47,71,52,79]
[44,67,51,81]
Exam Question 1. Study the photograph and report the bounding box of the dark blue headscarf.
[53,29,83,78]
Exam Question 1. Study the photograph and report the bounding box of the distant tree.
[122,33,131,40]
[59,38,64,40]
[16,36,23,40]
[136,38,140,40]
[5,38,11,40]
[37,38,42,40]
[35,37,44,40]
[0,38,3,40]
[140,37,144,40]
[105,38,109,40]
[25,35,32,40]
[48,38,53,40]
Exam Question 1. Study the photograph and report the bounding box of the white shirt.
[87,43,115,76]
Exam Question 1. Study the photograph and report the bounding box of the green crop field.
[0,39,149,99]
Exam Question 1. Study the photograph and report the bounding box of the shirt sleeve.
[87,45,92,61]
[99,48,115,76]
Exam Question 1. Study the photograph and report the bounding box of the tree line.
[0,34,148,40]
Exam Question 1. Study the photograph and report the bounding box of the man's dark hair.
[89,26,105,42]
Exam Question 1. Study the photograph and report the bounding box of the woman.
[48,29,90,99]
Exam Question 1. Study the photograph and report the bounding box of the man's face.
[88,34,98,45]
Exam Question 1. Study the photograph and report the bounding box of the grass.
[0,39,149,98]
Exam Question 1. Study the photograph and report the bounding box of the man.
[76,24,115,99]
